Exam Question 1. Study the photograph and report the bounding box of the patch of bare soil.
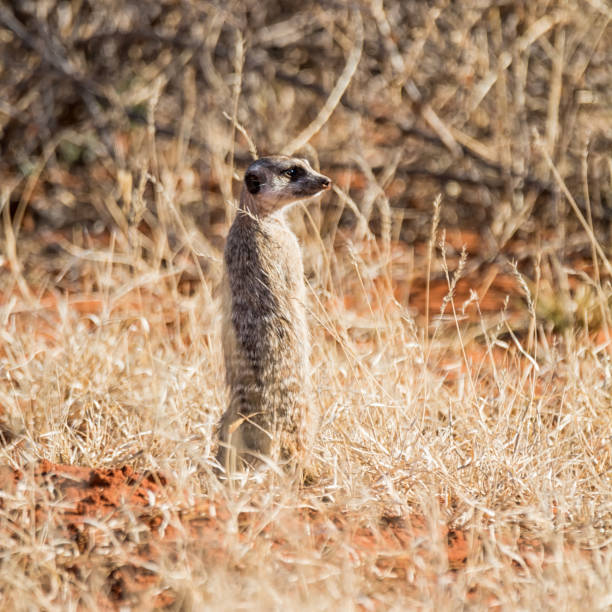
[0,461,548,609]
[0,462,175,608]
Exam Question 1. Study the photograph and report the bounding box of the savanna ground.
[1,1,611,609]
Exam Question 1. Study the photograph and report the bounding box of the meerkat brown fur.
[217,156,331,473]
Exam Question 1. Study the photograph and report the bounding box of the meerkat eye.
[284,166,305,181]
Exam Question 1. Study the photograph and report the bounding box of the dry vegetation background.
[0,0,612,609]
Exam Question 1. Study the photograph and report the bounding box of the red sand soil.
[0,461,174,608]
[0,460,551,610]
[0,460,478,609]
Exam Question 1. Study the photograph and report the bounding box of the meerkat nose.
[320,177,331,189]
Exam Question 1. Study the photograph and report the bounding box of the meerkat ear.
[245,172,261,194]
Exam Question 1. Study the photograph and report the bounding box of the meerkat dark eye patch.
[284,166,305,181]
[245,172,261,194]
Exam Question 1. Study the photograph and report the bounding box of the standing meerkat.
[217,155,331,474]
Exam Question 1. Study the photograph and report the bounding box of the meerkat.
[216,155,331,474]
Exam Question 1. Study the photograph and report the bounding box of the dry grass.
[1,1,612,610]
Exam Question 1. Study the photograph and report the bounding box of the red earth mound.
[0,461,489,609]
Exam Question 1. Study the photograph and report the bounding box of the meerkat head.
[241,155,331,216]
